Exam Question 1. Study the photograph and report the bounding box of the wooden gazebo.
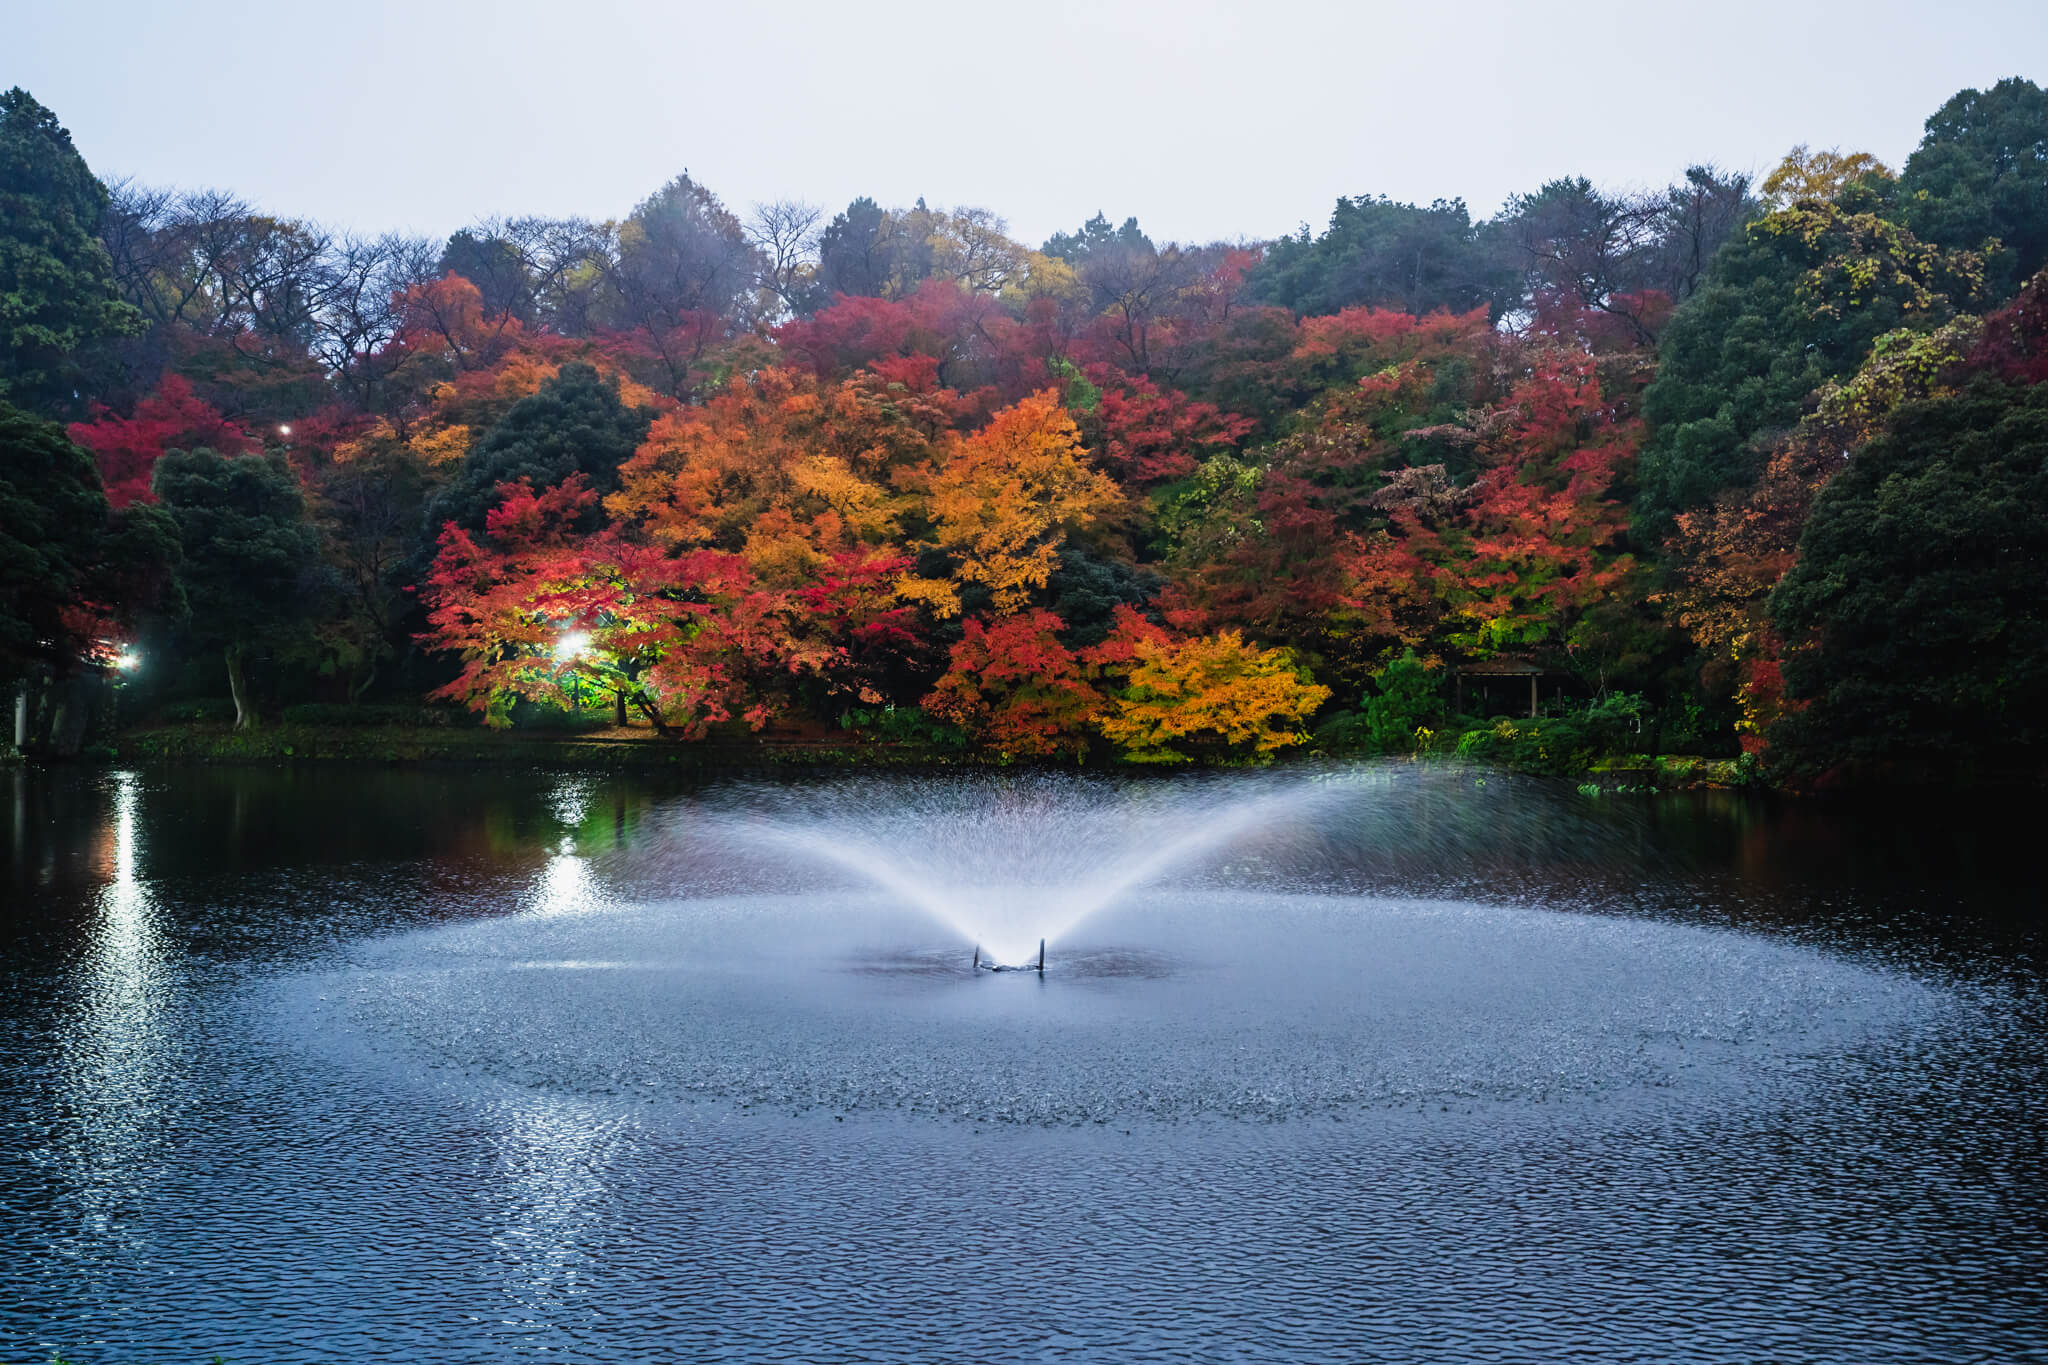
[1451,657,1556,719]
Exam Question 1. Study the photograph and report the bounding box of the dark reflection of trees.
[5,766,2039,970]
[3,767,680,963]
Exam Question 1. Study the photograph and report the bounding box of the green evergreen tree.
[1635,186,1983,532]
[1042,212,1152,264]
[1898,77,2048,296]
[0,400,109,688]
[421,362,654,538]
[154,448,324,729]
[1769,384,2048,783]
[0,88,142,416]
[1360,651,1443,753]
[1251,195,1511,319]
[806,197,899,307]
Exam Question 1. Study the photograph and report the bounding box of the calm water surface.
[1,764,2042,1363]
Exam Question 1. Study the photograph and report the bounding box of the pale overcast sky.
[11,0,2045,248]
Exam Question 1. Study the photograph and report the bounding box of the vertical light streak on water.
[485,1093,629,1329]
[489,783,627,1323]
[527,777,602,920]
[55,771,185,1262]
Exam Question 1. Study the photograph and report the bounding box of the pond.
[2,764,2043,1363]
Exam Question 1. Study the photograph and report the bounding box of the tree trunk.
[633,692,676,738]
[348,656,378,705]
[613,689,628,728]
[227,646,257,731]
[43,674,94,757]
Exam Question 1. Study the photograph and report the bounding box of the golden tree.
[918,391,1122,614]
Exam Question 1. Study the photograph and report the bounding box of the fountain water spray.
[718,773,1335,968]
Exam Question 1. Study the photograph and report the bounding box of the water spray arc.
[723,774,1334,969]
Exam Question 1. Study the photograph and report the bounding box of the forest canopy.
[4,77,2046,784]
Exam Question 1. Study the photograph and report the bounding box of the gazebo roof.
[1451,657,1551,676]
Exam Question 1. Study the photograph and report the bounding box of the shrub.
[839,704,969,750]
[280,703,462,729]
[506,699,611,732]
[159,698,236,724]
[1315,652,1445,755]
[1446,693,1649,776]
[1362,652,1443,753]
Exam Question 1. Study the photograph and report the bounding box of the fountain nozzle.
[973,939,1046,975]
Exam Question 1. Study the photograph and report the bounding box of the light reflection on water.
[54,773,186,1260]
[488,1092,631,1327]
[531,852,596,919]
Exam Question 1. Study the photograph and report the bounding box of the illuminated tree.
[606,366,914,557]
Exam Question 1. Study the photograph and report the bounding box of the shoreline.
[12,723,1764,791]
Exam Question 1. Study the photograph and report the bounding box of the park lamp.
[112,645,142,673]
[553,630,592,663]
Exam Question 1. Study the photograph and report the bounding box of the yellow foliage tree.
[408,424,471,465]
[921,391,1123,613]
[1759,145,1895,210]
[1093,622,1330,764]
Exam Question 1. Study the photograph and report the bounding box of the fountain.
[294,765,1958,1133]
[711,771,1333,968]
[10,764,2040,1362]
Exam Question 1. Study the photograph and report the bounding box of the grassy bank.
[113,722,950,771]
[94,722,1759,789]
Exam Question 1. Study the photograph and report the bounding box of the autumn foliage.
[25,74,2047,779]
[68,375,256,506]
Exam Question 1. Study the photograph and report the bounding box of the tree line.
[2,78,2043,781]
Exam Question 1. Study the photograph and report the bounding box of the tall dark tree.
[1769,383,2048,783]
[1496,168,1752,345]
[1042,213,1152,264]
[311,444,427,703]
[1064,224,1204,376]
[439,228,538,324]
[0,400,177,752]
[1252,196,1511,318]
[0,89,143,416]
[1898,77,2048,296]
[421,362,654,538]
[808,197,897,305]
[1649,165,1758,304]
[0,401,111,688]
[154,448,322,728]
[599,174,762,393]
